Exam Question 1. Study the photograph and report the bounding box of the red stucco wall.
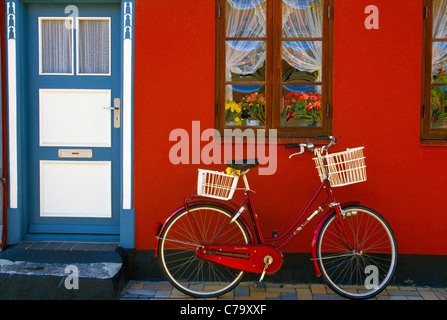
[133,0,447,255]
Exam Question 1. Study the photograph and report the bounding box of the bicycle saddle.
[227,158,259,170]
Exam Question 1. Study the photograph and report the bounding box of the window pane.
[226,41,266,82]
[432,42,447,82]
[282,41,322,82]
[433,0,447,38]
[78,19,110,75]
[225,85,265,126]
[226,0,266,38]
[281,85,322,127]
[431,86,447,129]
[40,19,73,74]
[282,0,323,38]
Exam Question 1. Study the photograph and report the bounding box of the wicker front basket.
[314,147,367,187]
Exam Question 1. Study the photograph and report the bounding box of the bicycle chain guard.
[196,244,283,275]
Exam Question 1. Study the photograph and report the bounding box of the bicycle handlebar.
[285,136,341,158]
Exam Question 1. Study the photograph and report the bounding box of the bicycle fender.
[311,201,360,277]
[154,199,254,257]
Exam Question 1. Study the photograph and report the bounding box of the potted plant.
[239,92,266,125]
[431,68,447,128]
[280,91,322,126]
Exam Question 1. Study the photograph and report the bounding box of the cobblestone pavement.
[120,281,447,300]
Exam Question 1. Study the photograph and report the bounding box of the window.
[38,17,111,76]
[215,0,333,138]
[422,0,447,139]
[39,18,74,75]
[77,18,111,75]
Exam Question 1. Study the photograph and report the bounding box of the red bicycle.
[155,136,397,299]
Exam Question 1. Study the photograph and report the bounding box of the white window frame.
[76,17,112,76]
[38,17,75,76]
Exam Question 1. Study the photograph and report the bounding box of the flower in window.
[281,91,322,125]
[225,100,242,125]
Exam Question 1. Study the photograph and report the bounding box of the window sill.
[277,137,328,145]
[420,140,447,146]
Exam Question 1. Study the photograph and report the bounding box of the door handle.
[104,98,121,128]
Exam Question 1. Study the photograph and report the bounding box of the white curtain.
[78,19,110,74]
[225,0,266,93]
[432,0,447,80]
[282,0,323,81]
[225,0,323,97]
[41,19,73,74]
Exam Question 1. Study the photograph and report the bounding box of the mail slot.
[58,149,93,159]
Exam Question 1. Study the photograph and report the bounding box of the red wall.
[134,0,447,255]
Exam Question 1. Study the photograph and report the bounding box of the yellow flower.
[234,116,242,125]
[225,101,241,113]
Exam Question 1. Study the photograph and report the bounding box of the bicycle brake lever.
[288,146,305,158]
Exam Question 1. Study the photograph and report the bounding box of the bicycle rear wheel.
[316,206,397,299]
[157,204,251,298]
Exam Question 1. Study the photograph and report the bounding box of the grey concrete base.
[0,243,133,300]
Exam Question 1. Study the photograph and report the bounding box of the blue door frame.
[4,0,135,247]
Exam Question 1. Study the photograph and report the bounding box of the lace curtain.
[432,0,447,81]
[41,19,73,74]
[78,19,110,74]
[282,0,323,82]
[225,0,323,98]
[40,18,109,75]
[225,0,266,91]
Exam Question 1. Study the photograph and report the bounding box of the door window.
[39,17,111,76]
[39,18,74,74]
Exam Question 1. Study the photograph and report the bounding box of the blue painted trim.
[29,224,120,234]
[120,209,135,248]
[24,234,120,242]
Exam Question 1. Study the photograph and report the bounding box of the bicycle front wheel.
[316,206,397,299]
[157,204,251,298]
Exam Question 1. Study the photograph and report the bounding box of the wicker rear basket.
[197,169,239,200]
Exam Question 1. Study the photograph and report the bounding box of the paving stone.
[310,284,327,294]
[328,294,345,300]
[390,296,408,300]
[155,290,172,298]
[249,291,281,300]
[250,282,267,292]
[433,288,447,300]
[418,289,440,300]
[281,292,298,300]
[126,289,156,296]
[296,288,313,300]
[143,282,173,291]
[234,286,250,297]
[129,281,144,290]
[312,293,330,300]
[388,290,421,296]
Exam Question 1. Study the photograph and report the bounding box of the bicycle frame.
[171,173,358,277]
[206,174,337,250]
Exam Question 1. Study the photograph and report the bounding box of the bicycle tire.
[316,205,397,299]
[157,203,251,298]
